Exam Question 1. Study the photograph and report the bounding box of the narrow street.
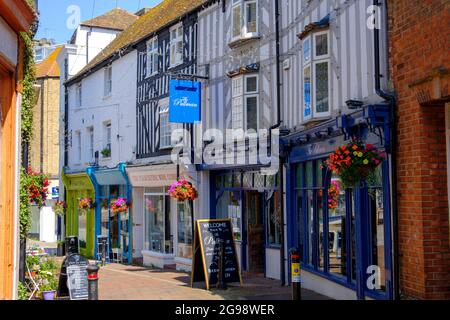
[97,264,329,300]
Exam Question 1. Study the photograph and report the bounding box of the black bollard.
[217,239,227,290]
[290,248,301,300]
[87,264,99,300]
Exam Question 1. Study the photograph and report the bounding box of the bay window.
[170,24,183,67]
[231,74,259,131]
[231,0,258,42]
[146,37,158,77]
[302,30,331,121]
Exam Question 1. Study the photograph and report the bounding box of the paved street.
[98,263,330,300]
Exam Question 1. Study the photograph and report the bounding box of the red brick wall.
[388,0,450,299]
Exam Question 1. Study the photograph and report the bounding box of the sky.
[35,0,163,44]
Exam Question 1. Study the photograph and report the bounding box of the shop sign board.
[169,79,201,124]
[191,219,242,290]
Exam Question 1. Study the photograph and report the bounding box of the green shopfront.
[62,170,96,258]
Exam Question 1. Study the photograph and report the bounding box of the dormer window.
[170,24,183,67]
[231,0,259,45]
[146,37,158,77]
[302,30,331,121]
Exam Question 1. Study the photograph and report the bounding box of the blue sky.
[35,0,162,44]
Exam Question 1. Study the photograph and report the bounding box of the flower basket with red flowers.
[26,167,50,208]
[110,198,130,214]
[169,180,198,202]
[78,198,94,214]
[53,201,67,216]
[324,139,385,188]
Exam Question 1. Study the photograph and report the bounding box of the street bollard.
[290,248,301,300]
[217,239,227,290]
[87,264,99,300]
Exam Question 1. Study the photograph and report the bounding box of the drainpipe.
[274,0,286,286]
[373,0,399,300]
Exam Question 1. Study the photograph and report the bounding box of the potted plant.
[169,179,198,202]
[101,148,111,158]
[110,198,130,214]
[53,200,66,216]
[324,139,385,188]
[39,272,58,300]
[78,197,94,215]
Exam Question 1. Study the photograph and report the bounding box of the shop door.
[245,191,264,274]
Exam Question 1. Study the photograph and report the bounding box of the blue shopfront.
[87,163,132,264]
[282,104,394,300]
[202,165,283,280]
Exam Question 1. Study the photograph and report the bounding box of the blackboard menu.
[66,254,89,300]
[191,219,242,290]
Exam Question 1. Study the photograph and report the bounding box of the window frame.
[143,193,172,254]
[231,74,259,131]
[75,82,82,108]
[87,126,94,161]
[104,122,112,158]
[146,37,159,77]
[301,30,331,121]
[231,0,259,42]
[169,23,184,68]
[104,65,112,97]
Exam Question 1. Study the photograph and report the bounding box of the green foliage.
[20,31,36,144]
[18,282,29,300]
[19,168,49,239]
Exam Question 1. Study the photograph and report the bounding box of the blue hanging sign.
[169,79,201,124]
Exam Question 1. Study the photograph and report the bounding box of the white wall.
[67,50,137,171]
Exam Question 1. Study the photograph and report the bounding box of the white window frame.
[303,35,312,66]
[312,60,331,118]
[231,74,259,131]
[75,82,82,108]
[159,104,181,149]
[88,127,94,161]
[302,30,331,121]
[169,23,183,68]
[103,122,112,158]
[303,65,312,121]
[75,130,81,164]
[231,0,259,43]
[146,37,159,77]
[143,193,169,254]
[313,30,331,60]
[104,66,112,97]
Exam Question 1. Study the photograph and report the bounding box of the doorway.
[245,191,265,274]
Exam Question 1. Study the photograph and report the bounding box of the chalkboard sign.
[191,219,242,290]
[66,254,89,300]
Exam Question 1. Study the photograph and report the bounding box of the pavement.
[97,263,331,300]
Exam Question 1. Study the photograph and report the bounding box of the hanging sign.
[191,219,242,290]
[169,79,201,124]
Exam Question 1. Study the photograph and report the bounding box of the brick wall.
[388,0,450,299]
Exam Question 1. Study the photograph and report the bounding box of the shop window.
[327,173,347,278]
[170,23,183,67]
[267,190,282,246]
[177,201,192,259]
[216,190,242,241]
[367,166,386,292]
[231,0,258,43]
[78,209,87,249]
[144,194,172,254]
[146,37,159,77]
[302,31,331,121]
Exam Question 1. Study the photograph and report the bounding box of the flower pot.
[42,290,56,300]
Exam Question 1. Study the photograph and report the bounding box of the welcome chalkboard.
[191,219,242,290]
[66,254,89,300]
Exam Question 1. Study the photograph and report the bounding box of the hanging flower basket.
[169,180,198,202]
[78,198,94,215]
[324,139,386,188]
[110,198,130,214]
[53,201,67,216]
[26,167,50,208]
